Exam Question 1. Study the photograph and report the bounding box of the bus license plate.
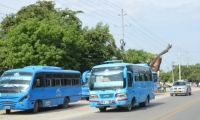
[102,100,110,104]
[4,106,10,109]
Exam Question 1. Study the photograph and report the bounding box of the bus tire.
[6,109,11,114]
[86,97,89,101]
[99,107,106,112]
[33,101,39,113]
[125,104,132,111]
[60,98,69,108]
[125,99,134,111]
[139,97,149,107]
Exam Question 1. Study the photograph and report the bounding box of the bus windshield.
[0,72,32,93]
[89,66,124,90]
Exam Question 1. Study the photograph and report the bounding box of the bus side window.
[144,74,148,81]
[128,73,132,87]
[46,79,51,87]
[33,75,43,88]
[52,79,55,86]
[134,73,139,81]
[139,73,143,81]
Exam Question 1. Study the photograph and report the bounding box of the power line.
[56,0,117,26]
[63,0,121,25]
[86,0,121,20]
[104,0,121,11]
[0,4,18,11]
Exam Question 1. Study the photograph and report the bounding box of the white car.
[170,80,191,96]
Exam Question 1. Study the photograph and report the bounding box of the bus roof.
[103,60,123,64]
[92,63,150,69]
[4,66,80,74]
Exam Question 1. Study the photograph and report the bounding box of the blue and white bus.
[0,66,82,114]
[81,70,91,101]
[88,63,155,112]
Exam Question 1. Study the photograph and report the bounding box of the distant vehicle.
[170,80,191,96]
[81,70,90,101]
[88,62,155,112]
[0,66,82,114]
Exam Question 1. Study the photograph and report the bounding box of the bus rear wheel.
[139,97,149,107]
[99,107,106,112]
[6,109,11,114]
[59,98,69,108]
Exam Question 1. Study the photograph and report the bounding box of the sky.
[0,0,200,72]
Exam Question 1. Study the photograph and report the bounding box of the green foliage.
[0,0,120,71]
[160,64,200,82]
[80,22,118,68]
[123,49,154,64]
[0,1,84,70]
[0,0,156,72]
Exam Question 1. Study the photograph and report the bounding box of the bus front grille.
[0,101,16,104]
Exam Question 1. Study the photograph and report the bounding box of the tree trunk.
[149,44,172,71]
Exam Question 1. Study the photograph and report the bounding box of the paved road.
[0,87,199,120]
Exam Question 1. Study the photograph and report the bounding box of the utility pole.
[119,9,126,51]
[178,48,181,80]
[172,62,174,83]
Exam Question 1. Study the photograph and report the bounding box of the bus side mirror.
[82,70,91,83]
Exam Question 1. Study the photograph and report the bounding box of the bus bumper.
[89,99,128,108]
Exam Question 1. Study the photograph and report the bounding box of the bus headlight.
[89,94,98,99]
[19,94,30,102]
[115,93,127,98]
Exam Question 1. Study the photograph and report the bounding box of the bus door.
[127,72,134,103]
[133,72,141,103]
[31,74,45,103]
[139,72,146,102]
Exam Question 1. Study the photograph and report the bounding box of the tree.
[0,1,85,70]
[0,1,119,71]
[123,49,154,64]
[79,22,118,72]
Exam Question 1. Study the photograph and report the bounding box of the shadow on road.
[0,100,89,115]
[94,102,165,113]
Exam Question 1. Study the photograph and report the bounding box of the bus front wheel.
[33,101,38,113]
[6,109,11,114]
[86,97,89,101]
[99,107,106,112]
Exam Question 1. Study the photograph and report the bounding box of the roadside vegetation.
[159,64,200,83]
[0,1,155,73]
